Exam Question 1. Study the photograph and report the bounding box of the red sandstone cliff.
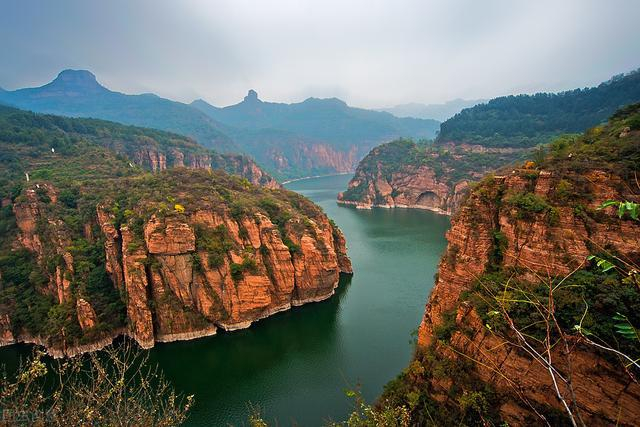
[338,139,524,215]
[1,171,350,357]
[263,142,359,179]
[414,166,640,424]
[124,145,279,189]
[339,162,469,215]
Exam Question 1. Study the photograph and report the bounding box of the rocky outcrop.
[264,142,359,179]
[2,174,351,357]
[120,227,155,349]
[418,171,640,347]
[126,145,280,189]
[107,207,350,348]
[144,217,196,254]
[338,139,526,215]
[13,184,75,304]
[426,303,640,425]
[415,168,640,424]
[339,162,469,215]
[0,314,14,346]
[211,153,281,190]
[13,187,44,254]
[76,298,98,331]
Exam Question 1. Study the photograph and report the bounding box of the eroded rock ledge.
[337,164,469,215]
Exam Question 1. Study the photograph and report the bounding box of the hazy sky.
[1,0,639,108]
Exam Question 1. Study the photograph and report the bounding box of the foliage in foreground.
[0,341,192,426]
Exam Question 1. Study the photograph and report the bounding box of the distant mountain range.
[0,70,237,152]
[192,90,440,179]
[0,70,440,180]
[378,98,486,121]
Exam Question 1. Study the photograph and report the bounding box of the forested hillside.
[438,69,640,147]
[0,106,278,194]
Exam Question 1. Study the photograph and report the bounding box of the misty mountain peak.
[50,69,105,92]
[56,69,97,83]
[244,89,260,102]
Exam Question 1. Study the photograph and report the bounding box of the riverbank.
[281,171,353,185]
[336,199,451,215]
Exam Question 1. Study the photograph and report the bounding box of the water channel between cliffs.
[0,174,450,426]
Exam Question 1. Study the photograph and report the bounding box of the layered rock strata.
[339,163,469,214]
[415,169,640,424]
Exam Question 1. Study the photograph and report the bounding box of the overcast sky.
[1,0,639,108]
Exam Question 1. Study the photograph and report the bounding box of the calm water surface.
[0,174,450,426]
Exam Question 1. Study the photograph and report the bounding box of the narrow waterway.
[0,174,450,426]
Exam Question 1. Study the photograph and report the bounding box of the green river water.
[0,174,450,426]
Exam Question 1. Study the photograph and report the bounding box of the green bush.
[434,310,457,342]
[195,224,233,269]
[230,257,258,281]
[505,192,551,220]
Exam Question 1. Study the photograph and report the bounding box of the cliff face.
[230,131,364,181]
[265,142,359,179]
[338,139,524,215]
[104,137,279,189]
[0,167,350,357]
[413,170,640,424]
[403,108,640,425]
[211,153,281,190]
[339,161,469,215]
